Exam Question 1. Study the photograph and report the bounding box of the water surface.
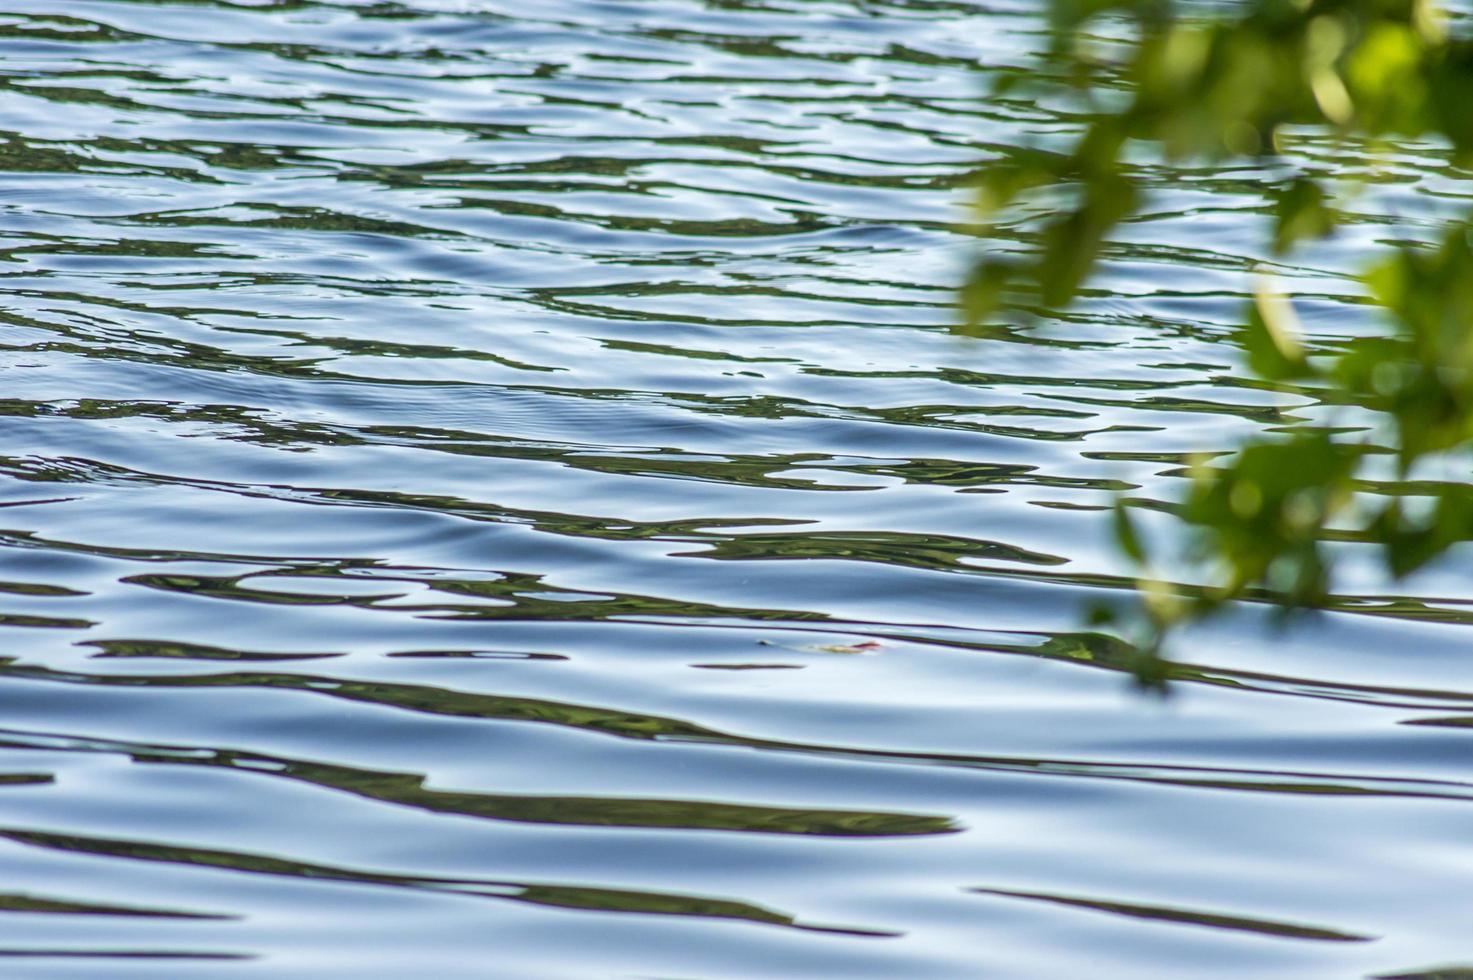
[0,1,1471,976]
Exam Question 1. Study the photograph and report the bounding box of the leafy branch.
[968,0,1473,680]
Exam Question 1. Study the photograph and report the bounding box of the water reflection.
[0,0,1471,975]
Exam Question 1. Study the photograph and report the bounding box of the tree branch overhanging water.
[967,0,1473,684]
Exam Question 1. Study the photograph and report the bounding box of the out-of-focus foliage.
[969,0,1473,682]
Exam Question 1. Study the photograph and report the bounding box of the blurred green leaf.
[1243,277,1317,381]
[1272,177,1335,254]
[1112,500,1146,564]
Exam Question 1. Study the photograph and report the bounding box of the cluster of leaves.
[968,0,1473,680]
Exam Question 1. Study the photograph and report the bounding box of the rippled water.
[2,1,1473,976]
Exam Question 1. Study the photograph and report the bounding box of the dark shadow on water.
[971,887,1371,943]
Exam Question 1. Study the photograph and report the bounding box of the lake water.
[1,1,1471,977]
